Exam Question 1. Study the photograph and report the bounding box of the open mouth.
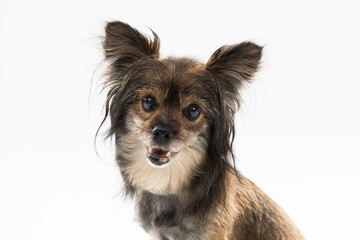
[146,146,173,166]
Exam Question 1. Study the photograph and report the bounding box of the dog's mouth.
[146,146,174,166]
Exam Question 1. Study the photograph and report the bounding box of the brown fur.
[99,21,304,240]
[207,173,303,240]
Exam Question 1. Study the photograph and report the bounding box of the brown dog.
[99,21,304,240]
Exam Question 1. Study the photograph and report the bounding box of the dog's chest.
[136,192,208,240]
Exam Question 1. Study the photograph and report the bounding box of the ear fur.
[203,42,263,207]
[206,42,262,92]
[103,21,160,71]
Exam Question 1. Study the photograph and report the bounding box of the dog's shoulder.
[208,173,304,240]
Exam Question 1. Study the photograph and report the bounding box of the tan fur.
[206,173,304,240]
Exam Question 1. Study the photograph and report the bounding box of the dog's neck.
[134,184,214,239]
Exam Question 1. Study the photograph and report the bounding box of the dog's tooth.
[166,151,171,157]
[149,146,153,152]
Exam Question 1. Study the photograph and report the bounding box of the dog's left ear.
[206,42,263,93]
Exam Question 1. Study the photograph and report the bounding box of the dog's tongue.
[151,147,168,157]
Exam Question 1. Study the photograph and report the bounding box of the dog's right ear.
[103,21,160,71]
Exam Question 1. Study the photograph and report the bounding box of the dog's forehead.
[145,57,210,96]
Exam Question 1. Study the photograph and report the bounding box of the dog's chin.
[146,145,176,168]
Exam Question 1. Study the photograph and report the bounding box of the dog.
[99,21,304,240]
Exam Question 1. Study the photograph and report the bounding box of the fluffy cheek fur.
[116,112,208,194]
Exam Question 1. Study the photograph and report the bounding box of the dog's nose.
[152,125,173,144]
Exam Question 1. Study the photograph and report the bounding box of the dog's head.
[101,21,262,195]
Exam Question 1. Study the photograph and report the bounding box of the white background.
[1,0,359,239]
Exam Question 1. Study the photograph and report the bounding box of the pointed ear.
[206,42,263,90]
[103,21,160,71]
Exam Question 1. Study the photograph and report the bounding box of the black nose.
[152,125,173,144]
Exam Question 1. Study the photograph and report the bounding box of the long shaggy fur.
[98,21,304,240]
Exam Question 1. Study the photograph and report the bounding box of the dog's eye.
[183,104,201,121]
[142,96,157,112]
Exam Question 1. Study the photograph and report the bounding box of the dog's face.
[110,59,214,194]
[128,60,211,168]
[102,22,262,194]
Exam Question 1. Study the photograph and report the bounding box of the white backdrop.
[1,0,359,239]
